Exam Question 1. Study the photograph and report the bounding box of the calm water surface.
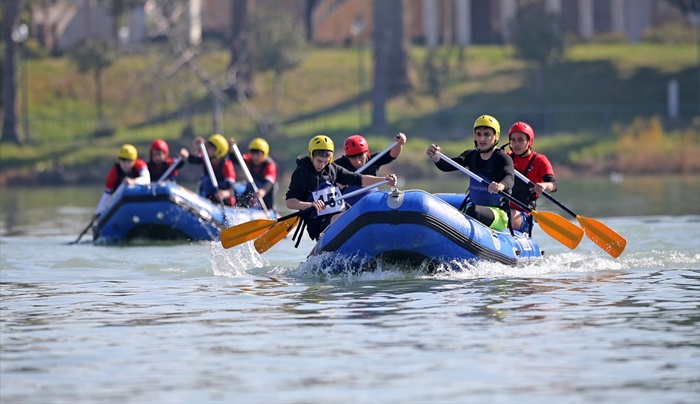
[1,177,699,404]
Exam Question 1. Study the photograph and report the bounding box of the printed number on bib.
[312,186,345,216]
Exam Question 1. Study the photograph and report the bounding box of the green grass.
[1,42,697,184]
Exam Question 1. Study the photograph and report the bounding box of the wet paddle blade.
[577,216,627,258]
[220,219,278,249]
[532,210,584,249]
[254,217,299,254]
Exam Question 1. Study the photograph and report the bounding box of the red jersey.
[242,153,278,186]
[507,152,555,212]
[148,157,182,182]
[104,159,149,193]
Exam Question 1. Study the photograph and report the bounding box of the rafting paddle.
[513,170,626,258]
[222,137,397,249]
[200,142,219,189]
[230,143,271,218]
[70,183,126,245]
[252,216,301,253]
[355,139,399,174]
[221,180,390,249]
[200,142,228,224]
[70,217,97,245]
[156,156,183,183]
[436,152,584,249]
[252,179,392,253]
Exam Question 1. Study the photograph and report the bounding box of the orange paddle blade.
[254,217,300,254]
[532,210,584,249]
[220,219,278,249]
[577,216,627,258]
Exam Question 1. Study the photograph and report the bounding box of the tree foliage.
[250,7,306,75]
[384,0,413,95]
[69,38,116,75]
[69,38,117,129]
[511,3,565,67]
[245,6,306,135]
[228,0,255,96]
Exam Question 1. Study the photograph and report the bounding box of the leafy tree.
[385,0,413,95]
[422,48,447,106]
[228,0,256,97]
[371,0,413,131]
[511,2,565,106]
[249,6,306,134]
[69,38,117,131]
[371,0,389,131]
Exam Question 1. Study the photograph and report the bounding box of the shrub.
[615,116,700,174]
[643,23,696,44]
[591,32,628,44]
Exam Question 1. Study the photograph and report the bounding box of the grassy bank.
[0,43,698,186]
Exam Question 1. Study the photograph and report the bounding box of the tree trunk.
[1,0,22,144]
[371,0,389,132]
[385,0,413,95]
[228,0,256,97]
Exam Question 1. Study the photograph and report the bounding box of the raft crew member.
[426,115,514,231]
[187,134,236,206]
[334,133,407,206]
[94,144,150,219]
[285,135,398,240]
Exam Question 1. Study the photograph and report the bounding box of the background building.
[29,0,691,54]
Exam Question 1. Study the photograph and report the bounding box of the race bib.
[311,185,345,216]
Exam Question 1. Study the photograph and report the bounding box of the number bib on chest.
[311,184,345,216]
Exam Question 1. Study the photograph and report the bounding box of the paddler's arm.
[286,198,325,213]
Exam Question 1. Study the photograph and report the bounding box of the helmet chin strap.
[475,140,497,154]
[517,149,532,158]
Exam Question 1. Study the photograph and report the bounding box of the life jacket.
[302,159,346,240]
[241,156,277,209]
[336,152,393,206]
[198,159,235,206]
[510,152,539,211]
[463,150,507,208]
[148,158,179,182]
[105,159,148,193]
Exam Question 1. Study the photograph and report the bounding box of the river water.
[1,176,699,404]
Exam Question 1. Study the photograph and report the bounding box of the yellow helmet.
[248,137,270,160]
[118,144,138,161]
[473,115,501,143]
[208,134,229,159]
[308,135,334,162]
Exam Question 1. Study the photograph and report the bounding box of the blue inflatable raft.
[307,189,543,273]
[93,182,273,244]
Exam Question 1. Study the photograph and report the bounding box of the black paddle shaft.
[71,217,96,244]
[513,170,578,218]
[436,152,531,212]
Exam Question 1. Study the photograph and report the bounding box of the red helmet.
[344,135,369,156]
[508,122,535,148]
[150,139,169,155]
